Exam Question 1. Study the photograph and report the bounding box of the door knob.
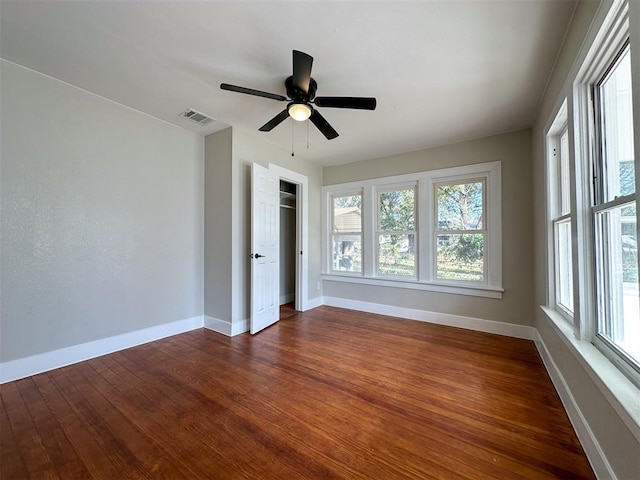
[251,253,265,259]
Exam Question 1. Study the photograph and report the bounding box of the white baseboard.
[0,315,203,384]
[204,316,248,336]
[204,315,231,336]
[322,296,537,340]
[231,319,249,336]
[535,338,615,480]
[303,296,324,311]
[279,293,295,305]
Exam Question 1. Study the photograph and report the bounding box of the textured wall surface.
[0,60,204,362]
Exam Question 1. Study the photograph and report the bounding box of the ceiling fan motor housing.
[286,76,317,102]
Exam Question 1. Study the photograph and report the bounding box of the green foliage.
[379,189,415,232]
[437,234,484,281]
[452,234,483,263]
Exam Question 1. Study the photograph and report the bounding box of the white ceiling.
[0,0,577,166]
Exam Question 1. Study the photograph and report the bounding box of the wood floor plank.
[1,306,596,479]
[18,376,90,479]
[0,393,29,479]
[1,380,58,479]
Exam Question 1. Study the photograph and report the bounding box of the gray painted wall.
[0,60,204,362]
[531,1,640,478]
[323,129,534,326]
[204,128,233,321]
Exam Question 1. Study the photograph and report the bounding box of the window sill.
[540,306,640,442]
[321,273,503,299]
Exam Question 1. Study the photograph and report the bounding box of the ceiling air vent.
[180,109,215,125]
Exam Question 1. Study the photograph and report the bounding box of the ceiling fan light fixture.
[288,102,312,121]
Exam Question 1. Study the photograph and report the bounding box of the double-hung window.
[435,179,485,283]
[547,103,574,319]
[376,186,417,278]
[591,41,639,369]
[330,192,363,273]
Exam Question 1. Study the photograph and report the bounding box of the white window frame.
[322,161,502,299]
[573,0,640,385]
[375,183,418,279]
[546,100,575,322]
[327,189,363,275]
[433,177,487,285]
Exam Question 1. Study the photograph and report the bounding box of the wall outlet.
[316,281,322,291]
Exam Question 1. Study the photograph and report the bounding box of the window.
[547,103,574,320]
[330,192,363,273]
[435,180,485,282]
[322,161,502,298]
[376,186,416,277]
[592,42,639,369]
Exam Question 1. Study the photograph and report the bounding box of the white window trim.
[433,177,488,284]
[375,184,418,280]
[326,189,364,276]
[573,0,640,386]
[322,161,502,299]
[546,99,575,323]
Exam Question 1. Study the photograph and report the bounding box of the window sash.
[559,127,571,216]
[589,35,639,380]
[593,200,639,372]
[434,179,487,284]
[553,217,574,317]
[376,186,417,278]
[330,192,363,274]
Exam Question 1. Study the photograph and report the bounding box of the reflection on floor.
[280,302,297,320]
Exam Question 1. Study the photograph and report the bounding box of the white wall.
[323,129,534,327]
[531,1,640,478]
[0,60,204,363]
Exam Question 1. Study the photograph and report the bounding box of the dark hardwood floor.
[1,305,595,479]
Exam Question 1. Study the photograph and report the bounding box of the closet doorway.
[279,179,297,308]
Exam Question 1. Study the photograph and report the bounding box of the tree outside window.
[435,180,485,282]
[377,187,416,277]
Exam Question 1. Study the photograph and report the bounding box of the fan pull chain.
[307,120,310,149]
[291,119,295,157]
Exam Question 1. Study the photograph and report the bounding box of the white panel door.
[251,163,280,334]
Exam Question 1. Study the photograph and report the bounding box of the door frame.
[269,164,309,311]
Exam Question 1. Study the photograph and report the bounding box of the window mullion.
[362,184,376,277]
[418,178,431,282]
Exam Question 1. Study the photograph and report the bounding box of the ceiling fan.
[220,50,377,140]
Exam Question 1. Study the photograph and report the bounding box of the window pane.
[436,234,484,282]
[379,189,415,232]
[437,182,483,230]
[599,47,635,202]
[332,235,361,272]
[333,195,361,233]
[595,202,639,365]
[555,219,574,313]
[377,234,415,276]
[559,129,571,215]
